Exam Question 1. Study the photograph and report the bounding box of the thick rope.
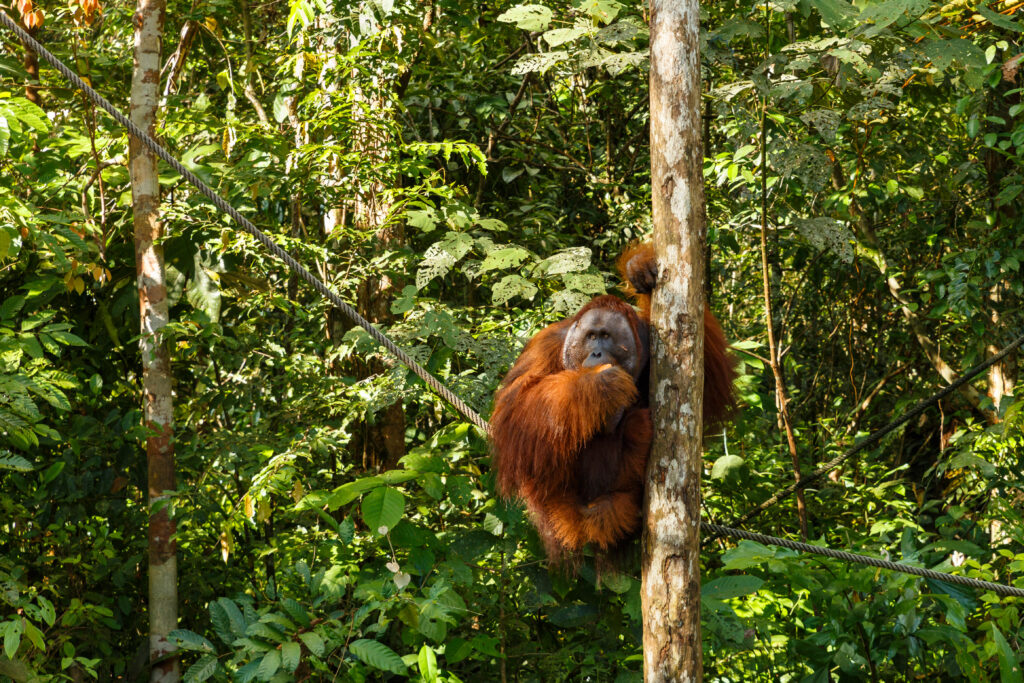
[717,329,1024,535]
[702,523,1024,598]
[0,11,489,433]
[4,14,1021,600]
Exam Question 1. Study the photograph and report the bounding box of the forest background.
[1,0,1023,680]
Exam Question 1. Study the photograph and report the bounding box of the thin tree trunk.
[352,80,405,471]
[20,27,40,105]
[12,7,41,106]
[758,28,808,538]
[643,1,704,680]
[987,284,1016,413]
[129,0,177,679]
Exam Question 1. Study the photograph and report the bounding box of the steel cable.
[703,523,1024,598]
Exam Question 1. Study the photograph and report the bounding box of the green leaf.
[475,218,507,232]
[0,452,32,472]
[0,116,10,156]
[280,598,311,629]
[209,600,234,645]
[979,6,1022,32]
[491,274,538,305]
[600,571,633,594]
[246,621,285,644]
[186,254,222,322]
[483,512,504,536]
[326,476,382,509]
[511,51,570,76]
[496,4,553,31]
[991,625,1021,682]
[379,470,418,485]
[41,461,64,484]
[421,472,444,499]
[399,452,445,473]
[407,208,438,232]
[0,229,11,261]
[169,629,216,653]
[281,641,301,672]
[214,598,248,639]
[11,98,48,132]
[183,654,219,682]
[578,0,622,23]
[235,660,260,683]
[391,284,417,315]
[479,247,531,273]
[543,26,590,47]
[256,649,280,681]
[286,0,314,35]
[4,617,22,658]
[806,0,856,27]
[445,637,473,664]
[23,378,70,411]
[721,541,784,570]
[947,452,996,477]
[701,575,764,602]
[337,517,355,543]
[35,596,55,627]
[418,644,439,682]
[710,455,745,480]
[361,487,405,532]
[298,631,325,657]
[858,0,926,36]
[349,639,407,675]
[23,619,43,651]
[538,247,592,275]
[417,232,475,290]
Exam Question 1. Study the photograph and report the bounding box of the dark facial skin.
[561,309,642,379]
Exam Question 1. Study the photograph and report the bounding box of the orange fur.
[616,242,655,317]
[491,242,736,562]
[619,241,736,426]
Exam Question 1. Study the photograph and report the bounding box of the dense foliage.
[1,0,1023,680]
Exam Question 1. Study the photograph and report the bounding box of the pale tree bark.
[129,0,178,679]
[643,1,705,681]
[986,284,1016,413]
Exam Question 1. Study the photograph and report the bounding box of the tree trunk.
[642,1,705,681]
[758,90,807,539]
[129,0,178,679]
[19,26,40,106]
[351,80,405,472]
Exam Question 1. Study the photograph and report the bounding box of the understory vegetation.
[1,0,1023,680]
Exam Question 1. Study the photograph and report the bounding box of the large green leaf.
[349,639,407,675]
[168,629,216,653]
[256,649,280,681]
[496,4,552,31]
[361,487,405,532]
[280,641,301,672]
[0,452,32,472]
[183,654,219,682]
[298,631,325,657]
